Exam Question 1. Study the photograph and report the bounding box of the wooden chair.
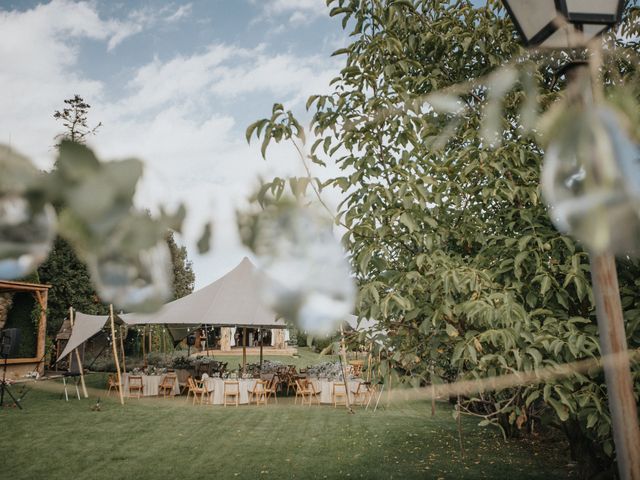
[332,382,347,408]
[128,375,144,399]
[285,366,299,394]
[248,380,268,406]
[158,373,177,398]
[308,380,321,406]
[185,376,195,402]
[349,360,364,378]
[351,382,372,406]
[223,381,240,407]
[265,375,278,404]
[295,379,313,405]
[106,374,120,397]
[186,377,209,405]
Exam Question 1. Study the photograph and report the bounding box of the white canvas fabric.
[121,257,287,328]
[57,312,109,361]
[57,257,381,362]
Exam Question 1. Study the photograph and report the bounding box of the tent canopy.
[58,257,283,361]
[121,257,286,329]
[57,257,380,362]
[57,312,113,361]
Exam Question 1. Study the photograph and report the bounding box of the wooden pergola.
[0,280,51,380]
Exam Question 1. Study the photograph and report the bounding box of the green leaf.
[445,323,459,338]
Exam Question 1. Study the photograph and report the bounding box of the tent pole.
[142,326,147,367]
[339,324,353,413]
[242,327,247,373]
[109,304,124,405]
[259,328,263,372]
[119,325,127,373]
[367,341,373,383]
[69,307,88,399]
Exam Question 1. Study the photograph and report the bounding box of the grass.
[0,373,576,480]
[202,346,339,370]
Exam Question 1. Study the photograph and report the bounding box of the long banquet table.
[199,376,362,405]
[122,373,181,397]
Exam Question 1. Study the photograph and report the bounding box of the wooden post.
[366,341,373,383]
[556,64,640,479]
[339,324,353,412]
[590,253,640,479]
[142,326,147,367]
[35,289,48,375]
[109,304,124,406]
[119,325,127,374]
[259,328,263,371]
[69,307,88,399]
[242,327,247,373]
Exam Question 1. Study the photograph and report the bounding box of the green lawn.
[0,373,576,480]
[202,346,339,370]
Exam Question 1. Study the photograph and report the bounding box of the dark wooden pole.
[562,63,640,480]
[590,253,640,479]
[242,327,247,373]
[259,328,264,372]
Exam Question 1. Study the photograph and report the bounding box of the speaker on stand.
[1,328,23,409]
[186,333,196,357]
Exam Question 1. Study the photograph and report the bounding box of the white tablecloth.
[203,378,258,405]
[123,373,180,397]
[309,379,362,404]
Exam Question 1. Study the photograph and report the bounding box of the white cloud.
[165,3,193,23]
[0,0,341,286]
[106,3,194,50]
[253,0,330,26]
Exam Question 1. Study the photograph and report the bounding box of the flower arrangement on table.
[243,359,285,378]
[306,362,348,381]
[172,355,193,370]
[131,366,167,376]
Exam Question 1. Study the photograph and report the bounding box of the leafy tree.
[38,237,108,336]
[41,95,108,335]
[167,231,195,300]
[248,1,640,477]
[53,94,102,146]
[41,97,195,338]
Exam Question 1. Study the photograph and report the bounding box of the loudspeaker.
[1,328,21,357]
[186,334,196,346]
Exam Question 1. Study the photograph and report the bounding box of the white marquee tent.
[57,257,375,361]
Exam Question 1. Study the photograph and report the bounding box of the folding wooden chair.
[351,382,372,406]
[265,375,278,404]
[295,379,313,405]
[223,381,240,407]
[332,382,347,408]
[158,373,177,398]
[248,380,268,406]
[186,377,209,405]
[128,375,144,399]
[307,380,321,406]
[106,373,120,397]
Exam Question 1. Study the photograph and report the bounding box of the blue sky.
[0,0,348,286]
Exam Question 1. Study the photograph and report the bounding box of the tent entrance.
[233,328,271,348]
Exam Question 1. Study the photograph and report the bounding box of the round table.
[309,378,362,404]
[122,373,180,396]
[203,378,258,405]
